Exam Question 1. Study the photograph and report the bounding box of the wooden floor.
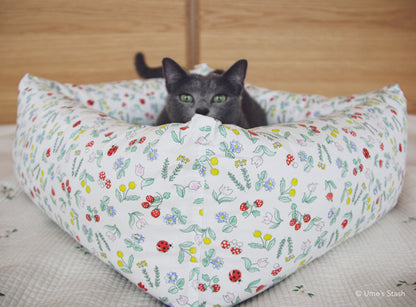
[1,0,415,124]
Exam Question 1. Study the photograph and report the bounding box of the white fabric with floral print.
[13,66,407,306]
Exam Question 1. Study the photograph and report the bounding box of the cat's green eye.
[179,94,194,103]
[213,94,227,103]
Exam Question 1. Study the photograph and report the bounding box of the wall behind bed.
[1,0,415,125]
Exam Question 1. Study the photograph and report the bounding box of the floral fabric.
[13,68,407,307]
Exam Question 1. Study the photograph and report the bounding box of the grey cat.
[135,53,267,128]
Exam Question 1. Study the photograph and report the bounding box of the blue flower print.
[165,214,177,225]
[328,208,335,219]
[263,178,275,191]
[211,257,224,270]
[350,141,357,152]
[114,158,124,170]
[336,158,343,169]
[82,225,88,235]
[107,206,116,217]
[298,151,307,161]
[216,212,228,223]
[166,272,178,283]
[148,149,158,161]
[230,140,243,153]
[132,233,145,244]
[200,166,207,177]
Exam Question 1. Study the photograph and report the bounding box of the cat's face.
[162,58,247,124]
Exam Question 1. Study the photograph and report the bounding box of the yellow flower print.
[254,230,262,238]
[211,168,219,176]
[251,231,276,250]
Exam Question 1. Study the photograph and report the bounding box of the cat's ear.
[222,59,248,91]
[162,57,187,92]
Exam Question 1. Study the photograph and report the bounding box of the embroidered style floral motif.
[13,68,407,307]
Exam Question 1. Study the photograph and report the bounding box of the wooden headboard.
[1,0,415,125]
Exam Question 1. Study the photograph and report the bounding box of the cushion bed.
[13,66,407,306]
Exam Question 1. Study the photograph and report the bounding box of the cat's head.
[162,58,248,124]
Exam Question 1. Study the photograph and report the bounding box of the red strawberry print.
[363,148,370,159]
[73,120,81,128]
[87,99,94,106]
[212,284,221,292]
[254,199,263,207]
[326,192,333,201]
[289,218,297,226]
[198,284,206,292]
[353,168,358,176]
[138,282,148,291]
[141,202,150,209]
[46,148,51,158]
[94,215,100,222]
[139,137,146,144]
[295,223,301,231]
[146,195,155,203]
[240,202,249,211]
[303,214,311,223]
[341,219,348,229]
[256,285,265,292]
[151,209,160,218]
[86,214,92,222]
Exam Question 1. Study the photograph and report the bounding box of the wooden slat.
[200,0,416,114]
[186,0,200,68]
[0,0,187,124]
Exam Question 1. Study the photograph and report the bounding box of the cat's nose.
[195,107,209,115]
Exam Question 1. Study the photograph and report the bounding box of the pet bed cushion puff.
[14,66,407,306]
